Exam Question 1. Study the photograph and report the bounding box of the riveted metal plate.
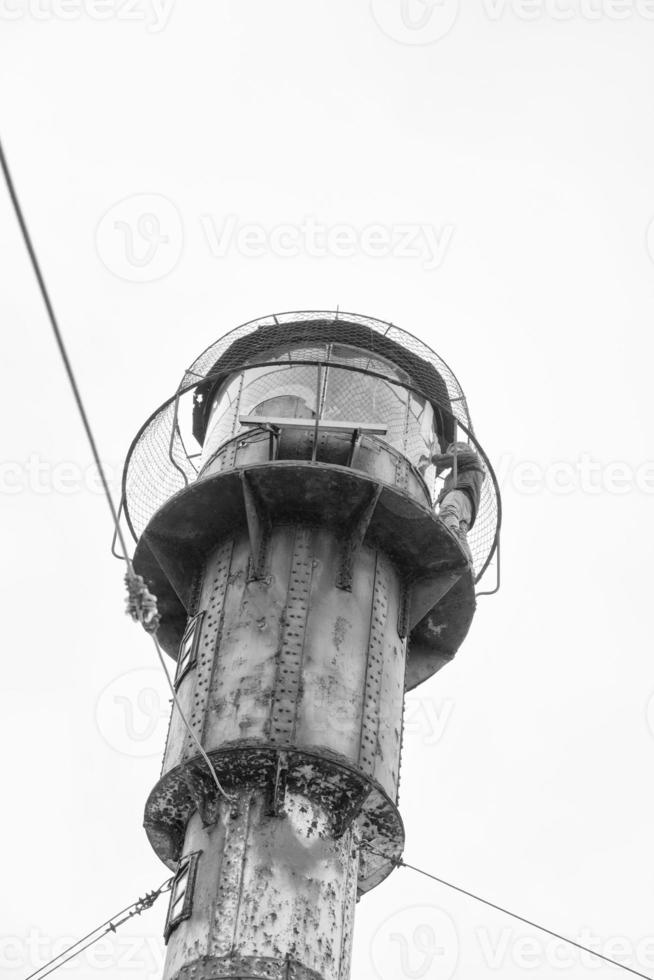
[394,455,409,493]
[336,839,359,980]
[268,527,313,744]
[358,556,389,776]
[222,437,238,471]
[213,793,252,956]
[182,540,233,761]
[188,560,205,617]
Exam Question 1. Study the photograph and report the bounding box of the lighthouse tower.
[121,311,500,980]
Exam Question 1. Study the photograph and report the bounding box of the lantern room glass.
[200,344,438,468]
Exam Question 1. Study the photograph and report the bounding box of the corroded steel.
[136,439,476,689]
[149,519,411,978]
[269,525,313,744]
[162,791,359,980]
[160,526,409,801]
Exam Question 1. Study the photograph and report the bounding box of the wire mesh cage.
[122,311,501,584]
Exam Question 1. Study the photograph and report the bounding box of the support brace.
[408,570,463,631]
[336,484,382,591]
[182,766,220,828]
[266,752,289,818]
[241,471,271,581]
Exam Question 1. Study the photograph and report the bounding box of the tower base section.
[163,787,359,980]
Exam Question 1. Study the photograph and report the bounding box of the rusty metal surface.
[139,436,477,980]
[133,462,474,689]
[162,791,359,980]
[170,954,323,979]
[198,429,430,510]
[158,525,408,800]
[358,553,386,778]
[183,541,232,761]
[297,530,372,770]
[144,744,403,893]
[269,526,313,744]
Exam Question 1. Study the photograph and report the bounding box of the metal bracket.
[241,472,271,582]
[476,537,501,597]
[336,484,382,591]
[266,752,288,818]
[182,767,219,828]
[408,569,463,631]
[346,428,362,468]
[397,584,411,639]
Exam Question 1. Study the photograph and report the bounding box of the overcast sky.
[2,3,654,980]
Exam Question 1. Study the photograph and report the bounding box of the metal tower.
[121,311,500,980]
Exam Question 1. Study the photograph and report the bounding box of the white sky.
[2,3,654,980]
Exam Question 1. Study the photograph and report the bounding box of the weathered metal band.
[144,743,404,895]
[134,461,474,691]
